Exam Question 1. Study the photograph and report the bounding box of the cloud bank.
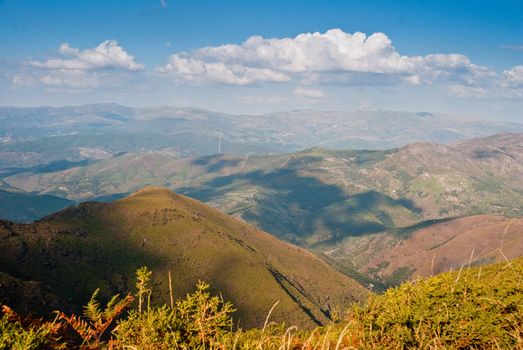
[7,29,523,102]
[156,29,490,87]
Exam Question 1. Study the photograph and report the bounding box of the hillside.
[7,133,523,234]
[325,215,523,287]
[3,253,522,349]
[0,187,368,328]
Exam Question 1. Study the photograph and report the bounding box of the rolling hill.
[0,187,368,328]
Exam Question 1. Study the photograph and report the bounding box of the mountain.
[324,215,523,287]
[2,104,523,169]
[0,189,73,222]
[0,187,368,328]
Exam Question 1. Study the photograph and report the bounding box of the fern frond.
[59,311,97,343]
[84,288,103,324]
[105,293,121,315]
[104,294,134,321]
[97,294,135,338]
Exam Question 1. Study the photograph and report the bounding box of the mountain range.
[2,104,523,170]
[2,132,523,288]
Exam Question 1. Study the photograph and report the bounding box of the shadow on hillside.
[0,206,168,316]
[0,159,96,177]
[191,156,241,173]
[179,167,421,245]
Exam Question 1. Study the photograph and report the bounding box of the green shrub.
[114,281,235,349]
[0,313,57,350]
[346,259,523,349]
[2,260,522,349]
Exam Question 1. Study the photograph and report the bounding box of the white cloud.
[30,40,143,71]
[447,84,488,98]
[501,45,523,51]
[294,86,325,98]
[12,69,100,89]
[503,65,523,86]
[12,40,143,89]
[157,29,491,87]
[11,73,36,87]
[446,64,523,99]
[157,55,290,85]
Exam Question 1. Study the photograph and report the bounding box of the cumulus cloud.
[294,86,325,98]
[445,64,523,99]
[12,40,143,90]
[157,55,290,85]
[30,40,143,71]
[503,65,523,86]
[157,28,491,87]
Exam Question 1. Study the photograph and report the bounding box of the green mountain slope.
[0,187,368,328]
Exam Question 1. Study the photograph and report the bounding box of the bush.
[346,260,523,349]
[113,281,235,349]
[0,307,63,350]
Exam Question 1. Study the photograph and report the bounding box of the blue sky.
[1,0,522,120]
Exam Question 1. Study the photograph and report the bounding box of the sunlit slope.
[329,215,523,287]
[0,187,368,328]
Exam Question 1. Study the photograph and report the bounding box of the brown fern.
[58,289,134,348]
[1,305,68,348]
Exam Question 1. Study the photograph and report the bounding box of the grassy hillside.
[2,254,521,349]
[0,187,367,328]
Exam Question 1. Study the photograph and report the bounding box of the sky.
[0,0,522,120]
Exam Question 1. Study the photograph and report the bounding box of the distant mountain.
[0,187,368,328]
[1,104,522,169]
[8,132,523,231]
[0,189,73,222]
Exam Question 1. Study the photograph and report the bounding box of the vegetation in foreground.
[1,257,522,349]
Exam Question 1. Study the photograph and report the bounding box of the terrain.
[3,133,523,287]
[325,215,523,287]
[0,186,368,328]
